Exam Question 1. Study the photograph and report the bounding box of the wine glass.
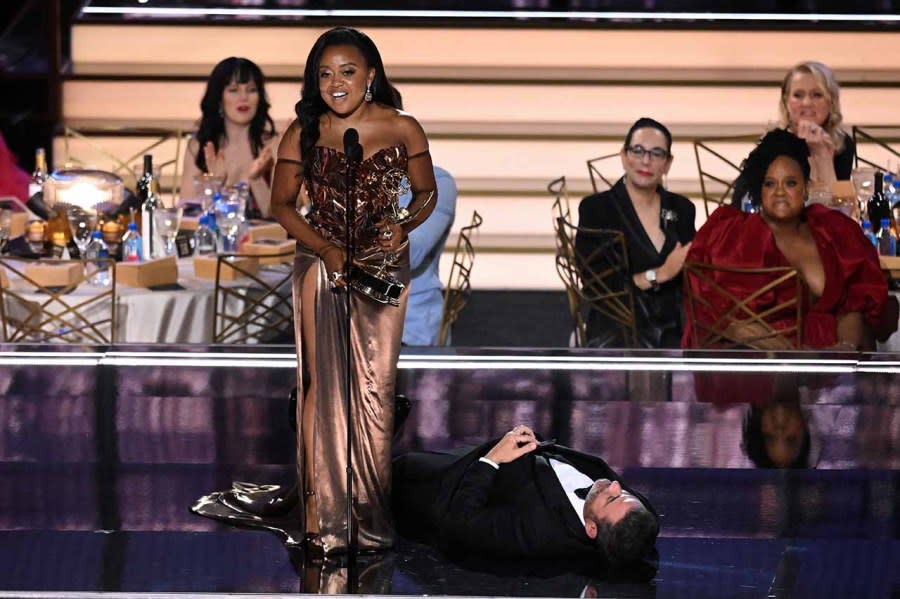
[851,167,876,222]
[68,208,96,260]
[214,197,244,252]
[193,173,225,211]
[153,207,182,256]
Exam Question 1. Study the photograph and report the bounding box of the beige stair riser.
[438,251,561,291]
[72,25,900,74]
[63,79,900,129]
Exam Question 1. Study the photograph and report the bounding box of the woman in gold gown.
[193,27,436,555]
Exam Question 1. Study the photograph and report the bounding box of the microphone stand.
[342,133,362,563]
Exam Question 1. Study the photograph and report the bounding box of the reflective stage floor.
[0,346,898,598]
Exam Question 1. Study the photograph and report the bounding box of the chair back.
[438,210,483,346]
[586,152,621,193]
[692,134,760,217]
[683,261,805,350]
[554,217,638,348]
[212,252,295,344]
[547,176,571,224]
[852,125,900,172]
[0,257,117,343]
[60,125,190,203]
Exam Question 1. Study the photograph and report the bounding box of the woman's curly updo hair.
[296,27,402,178]
[736,129,810,208]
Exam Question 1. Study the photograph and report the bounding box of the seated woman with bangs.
[683,129,891,351]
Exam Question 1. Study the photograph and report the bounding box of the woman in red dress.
[682,129,889,351]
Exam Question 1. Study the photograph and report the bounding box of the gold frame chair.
[554,217,638,348]
[852,125,900,172]
[438,210,483,346]
[60,125,190,201]
[548,176,571,224]
[586,152,620,194]
[693,134,760,217]
[683,261,805,350]
[212,252,295,344]
[0,257,117,344]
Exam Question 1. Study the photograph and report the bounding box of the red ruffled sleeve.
[0,133,29,202]
[804,205,890,345]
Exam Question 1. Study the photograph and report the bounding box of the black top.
[575,178,696,348]
[834,134,856,180]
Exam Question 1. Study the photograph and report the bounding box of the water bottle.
[862,220,878,248]
[740,192,757,214]
[193,214,217,256]
[877,217,897,256]
[207,191,222,246]
[84,230,111,287]
[121,222,143,262]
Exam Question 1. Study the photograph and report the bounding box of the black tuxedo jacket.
[392,439,658,562]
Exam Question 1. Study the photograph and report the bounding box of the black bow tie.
[574,486,591,500]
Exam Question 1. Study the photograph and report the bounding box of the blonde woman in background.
[778,60,855,185]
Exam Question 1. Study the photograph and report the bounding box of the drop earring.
[364,83,373,103]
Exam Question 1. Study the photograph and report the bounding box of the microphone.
[343,128,362,163]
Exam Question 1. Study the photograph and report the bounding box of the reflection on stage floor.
[0,346,897,598]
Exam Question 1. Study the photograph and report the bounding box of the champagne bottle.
[138,154,160,259]
[28,148,48,199]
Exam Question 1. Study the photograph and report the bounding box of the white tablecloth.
[1,259,293,344]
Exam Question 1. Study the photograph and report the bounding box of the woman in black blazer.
[575,117,695,348]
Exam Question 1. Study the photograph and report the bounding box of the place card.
[246,220,287,242]
[193,254,259,281]
[24,261,83,289]
[116,256,178,288]
[240,239,295,265]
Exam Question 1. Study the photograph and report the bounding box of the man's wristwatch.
[645,269,660,291]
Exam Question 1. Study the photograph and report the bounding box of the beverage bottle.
[84,230,111,287]
[208,191,223,250]
[193,214,217,256]
[42,206,80,260]
[27,149,49,222]
[121,221,143,262]
[861,220,878,248]
[25,189,78,259]
[138,154,161,259]
[867,171,891,235]
[884,173,900,239]
[740,192,757,214]
[877,218,897,257]
[878,217,898,256]
[28,148,48,199]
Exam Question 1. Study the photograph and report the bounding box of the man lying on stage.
[392,426,659,570]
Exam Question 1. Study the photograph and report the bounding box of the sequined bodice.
[307,144,408,255]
